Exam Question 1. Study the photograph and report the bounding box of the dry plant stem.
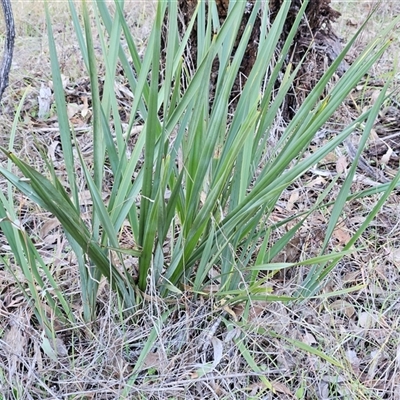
[0,0,14,103]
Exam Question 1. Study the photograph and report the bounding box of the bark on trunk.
[165,0,345,118]
[0,0,15,104]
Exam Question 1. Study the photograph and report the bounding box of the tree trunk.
[168,0,345,118]
[0,0,15,104]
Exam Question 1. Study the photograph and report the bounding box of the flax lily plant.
[0,0,399,334]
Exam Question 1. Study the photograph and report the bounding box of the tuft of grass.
[0,0,400,397]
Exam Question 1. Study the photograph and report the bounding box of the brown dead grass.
[1,1,400,399]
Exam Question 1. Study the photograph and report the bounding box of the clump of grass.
[0,0,400,397]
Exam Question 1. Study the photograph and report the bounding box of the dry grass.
[1,1,400,399]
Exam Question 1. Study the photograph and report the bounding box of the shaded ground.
[0,1,400,399]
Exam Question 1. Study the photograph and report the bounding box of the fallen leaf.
[40,218,61,237]
[305,176,326,187]
[272,380,293,395]
[81,96,90,118]
[346,349,360,367]
[302,331,317,346]
[142,350,167,372]
[346,18,358,27]
[342,270,361,284]
[329,300,356,318]
[67,102,81,119]
[60,74,69,89]
[211,337,223,368]
[370,89,381,104]
[358,311,378,329]
[47,140,60,162]
[380,146,393,166]
[336,155,348,174]
[224,327,241,342]
[4,322,27,376]
[248,301,268,321]
[333,226,351,245]
[43,234,59,245]
[386,247,400,268]
[286,190,299,211]
[191,362,214,379]
[54,337,68,357]
[41,331,58,362]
